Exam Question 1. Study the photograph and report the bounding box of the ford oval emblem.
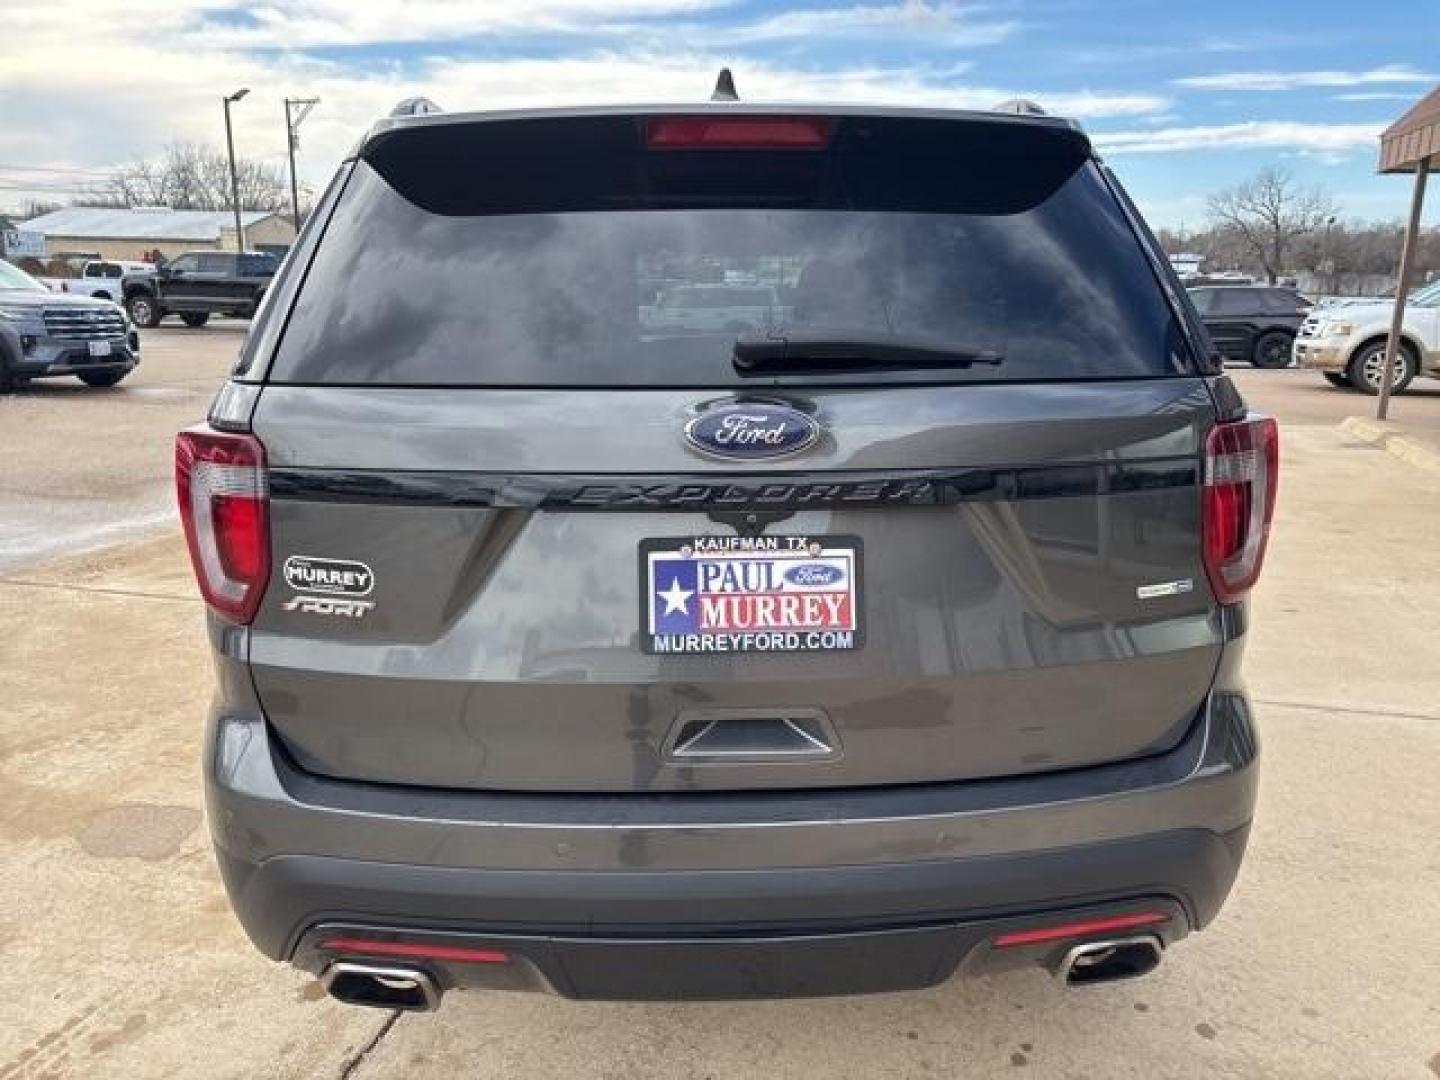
[683,401,820,461]
[784,563,845,587]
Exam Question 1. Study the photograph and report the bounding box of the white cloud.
[179,0,1018,50]
[1174,65,1435,92]
[1,56,1167,200]
[192,0,735,47]
[1334,92,1421,103]
[0,0,1161,208]
[706,3,1018,47]
[1095,120,1381,156]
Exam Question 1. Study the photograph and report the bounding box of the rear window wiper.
[732,331,1004,375]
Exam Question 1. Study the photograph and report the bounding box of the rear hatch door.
[245,110,1222,792]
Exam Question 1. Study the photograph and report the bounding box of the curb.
[1339,416,1440,475]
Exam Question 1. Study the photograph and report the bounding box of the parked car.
[1294,280,1440,393]
[1187,285,1310,368]
[124,250,277,328]
[57,259,155,302]
[182,95,1273,1011]
[0,260,139,390]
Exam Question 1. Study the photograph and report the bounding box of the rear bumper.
[206,688,1258,997]
[233,833,1241,999]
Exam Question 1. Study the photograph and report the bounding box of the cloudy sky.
[2,0,1437,229]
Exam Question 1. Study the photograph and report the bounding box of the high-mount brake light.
[646,116,832,150]
[1202,416,1279,604]
[175,426,270,624]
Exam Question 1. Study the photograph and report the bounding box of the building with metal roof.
[16,207,295,260]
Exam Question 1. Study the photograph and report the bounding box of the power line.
[0,182,102,194]
[0,162,115,177]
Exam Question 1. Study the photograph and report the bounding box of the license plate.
[639,535,863,655]
[88,340,112,358]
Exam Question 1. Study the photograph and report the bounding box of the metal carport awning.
[1375,85,1440,419]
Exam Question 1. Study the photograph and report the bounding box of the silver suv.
[181,96,1275,1010]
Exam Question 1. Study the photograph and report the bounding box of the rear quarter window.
[268,114,1193,388]
[239,254,279,276]
[1261,290,1300,315]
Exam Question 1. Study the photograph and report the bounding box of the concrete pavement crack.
[1253,697,1440,723]
[0,578,196,603]
[338,1011,401,1080]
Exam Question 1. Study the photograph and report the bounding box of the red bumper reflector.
[321,938,510,964]
[646,116,832,150]
[992,911,1170,948]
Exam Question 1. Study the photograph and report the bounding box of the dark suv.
[125,250,277,328]
[182,97,1275,1010]
[1187,285,1310,368]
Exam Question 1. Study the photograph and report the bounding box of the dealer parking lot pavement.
[0,322,249,574]
[1,332,1438,1078]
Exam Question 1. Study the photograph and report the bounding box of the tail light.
[646,116,832,150]
[175,426,270,623]
[1202,416,1279,604]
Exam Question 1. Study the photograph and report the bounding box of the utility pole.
[223,87,250,251]
[1377,157,1428,421]
[284,97,320,232]
[1322,215,1337,294]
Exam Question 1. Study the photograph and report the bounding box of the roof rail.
[991,98,1047,116]
[391,96,443,118]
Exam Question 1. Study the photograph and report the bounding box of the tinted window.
[239,253,279,276]
[1188,288,1216,315]
[271,119,1189,387]
[89,262,121,279]
[197,254,232,273]
[1205,289,1247,315]
[170,255,200,273]
[1260,289,1299,315]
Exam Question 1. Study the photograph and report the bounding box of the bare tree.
[1207,166,1338,284]
[80,143,291,212]
[19,199,63,220]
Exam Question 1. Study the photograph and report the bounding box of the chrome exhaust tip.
[320,961,441,1011]
[1057,935,1163,987]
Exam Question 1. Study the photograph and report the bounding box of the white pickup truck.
[1293,280,1440,394]
[56,260,155,303]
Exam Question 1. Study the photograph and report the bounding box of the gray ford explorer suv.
[181,92,1276,1011]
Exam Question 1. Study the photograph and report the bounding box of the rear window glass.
[270,116,1189,387]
